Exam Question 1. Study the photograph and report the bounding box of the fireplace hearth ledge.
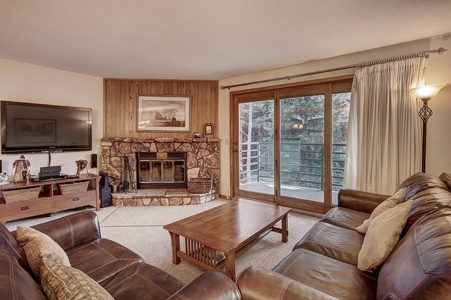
[112,189,216,206]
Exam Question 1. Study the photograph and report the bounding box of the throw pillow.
[356,188,406,234]
[357,200,413,271]
[16,226,71,281]
[41,258,114,300]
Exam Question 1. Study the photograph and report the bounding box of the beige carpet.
[5,200,319,284]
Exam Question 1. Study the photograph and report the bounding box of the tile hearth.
[112,189,215,206]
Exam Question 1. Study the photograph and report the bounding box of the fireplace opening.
[136,152,187,189]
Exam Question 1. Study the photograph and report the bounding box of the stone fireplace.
[100,137,220,206]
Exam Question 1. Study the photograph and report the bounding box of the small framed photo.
[204,123,213,136]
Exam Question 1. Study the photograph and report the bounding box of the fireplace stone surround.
[100,137,220,206]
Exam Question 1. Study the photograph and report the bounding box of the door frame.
[229,75,352,213]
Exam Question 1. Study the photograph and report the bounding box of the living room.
[1,2,451,299]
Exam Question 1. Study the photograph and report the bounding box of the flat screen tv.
[1,101,92,153]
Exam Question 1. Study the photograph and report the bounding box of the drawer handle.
[72,197,80,201]
[21,206,30,211]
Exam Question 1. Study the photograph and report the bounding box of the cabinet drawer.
[53,190,97,210]
[0,198,52,222]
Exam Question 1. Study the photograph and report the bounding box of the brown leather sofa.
[0,210,241,300]
[237,172,451,299]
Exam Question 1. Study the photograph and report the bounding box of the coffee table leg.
[282,214,288,242]
[225,251,236,281]
[169,232,181,264]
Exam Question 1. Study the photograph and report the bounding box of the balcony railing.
[239,142,346,191]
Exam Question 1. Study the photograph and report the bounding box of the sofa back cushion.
[0,251,47,300]
[377,208,451,299]
[0,222,29,271]
[398,172,448,200]
[439,172,451,191]
[397,172,451,231]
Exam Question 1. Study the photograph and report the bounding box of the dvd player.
[30,173,68,182]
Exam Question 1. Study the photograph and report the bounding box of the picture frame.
[15,118,56,143]
[137,95,192,132]
[204,123,213,136]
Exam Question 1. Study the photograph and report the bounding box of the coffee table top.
[163,199,291,253]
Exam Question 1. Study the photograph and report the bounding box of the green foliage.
[239,92,351,190]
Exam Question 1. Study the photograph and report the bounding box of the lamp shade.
[409,84,445,99]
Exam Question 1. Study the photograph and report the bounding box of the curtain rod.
[220,47,447,90]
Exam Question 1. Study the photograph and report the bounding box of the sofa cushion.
[41,257,114,300]
[405,187,451,231]
[320,207,370,230]
[293,222,363,265]
[16,226,71,281]
[30,210,101,252]
[66,238,143,283]
[273,249,377,299]
[377,208,451,299]
[0,222,29,271]
[99,261,184,300]
[396,172,451,232]
[356,188,406,234]
[439,172,451,191]
[238,266,339,300]
[169,271,240,300]
[357,200,412,271]
[0,251,47,300]
[398,172,448,200]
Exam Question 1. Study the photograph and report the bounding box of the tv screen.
[1,101,92,153]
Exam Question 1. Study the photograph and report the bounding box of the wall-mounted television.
[1,101,92,153]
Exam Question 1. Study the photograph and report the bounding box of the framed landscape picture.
[137,95,192,132]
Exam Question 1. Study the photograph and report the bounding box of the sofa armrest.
[237,266,338,300]
[338,188,390,213]
[30,211,101,252]
[168,270,241,300]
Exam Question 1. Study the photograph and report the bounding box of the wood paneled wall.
[103,79,219,138]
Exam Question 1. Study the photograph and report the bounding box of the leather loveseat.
[0,210,241,300]
[237,172,451,299]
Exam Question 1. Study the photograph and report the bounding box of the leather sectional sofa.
[2,172,450,299]
[0,210,241,300]
[237,172,451,299]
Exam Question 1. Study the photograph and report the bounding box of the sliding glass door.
[233,92,276,202]
[280,94,325,203]
[231,78,351,213]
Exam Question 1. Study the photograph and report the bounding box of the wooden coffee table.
[163,199,291,280]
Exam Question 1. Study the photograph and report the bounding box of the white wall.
[0,59,103,178]
[218,36,451,197]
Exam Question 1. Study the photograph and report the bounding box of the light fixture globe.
[409,84,445,100]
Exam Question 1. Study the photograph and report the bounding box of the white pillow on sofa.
[357,200,412,271]
[356,188,406,234]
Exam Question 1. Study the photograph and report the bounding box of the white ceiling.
[1,0,451,80]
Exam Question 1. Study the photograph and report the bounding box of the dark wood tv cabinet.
[0,174,100,223]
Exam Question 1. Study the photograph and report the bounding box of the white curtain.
[344,57,428,194]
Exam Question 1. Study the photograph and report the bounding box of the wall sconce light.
[409,84,445,172]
